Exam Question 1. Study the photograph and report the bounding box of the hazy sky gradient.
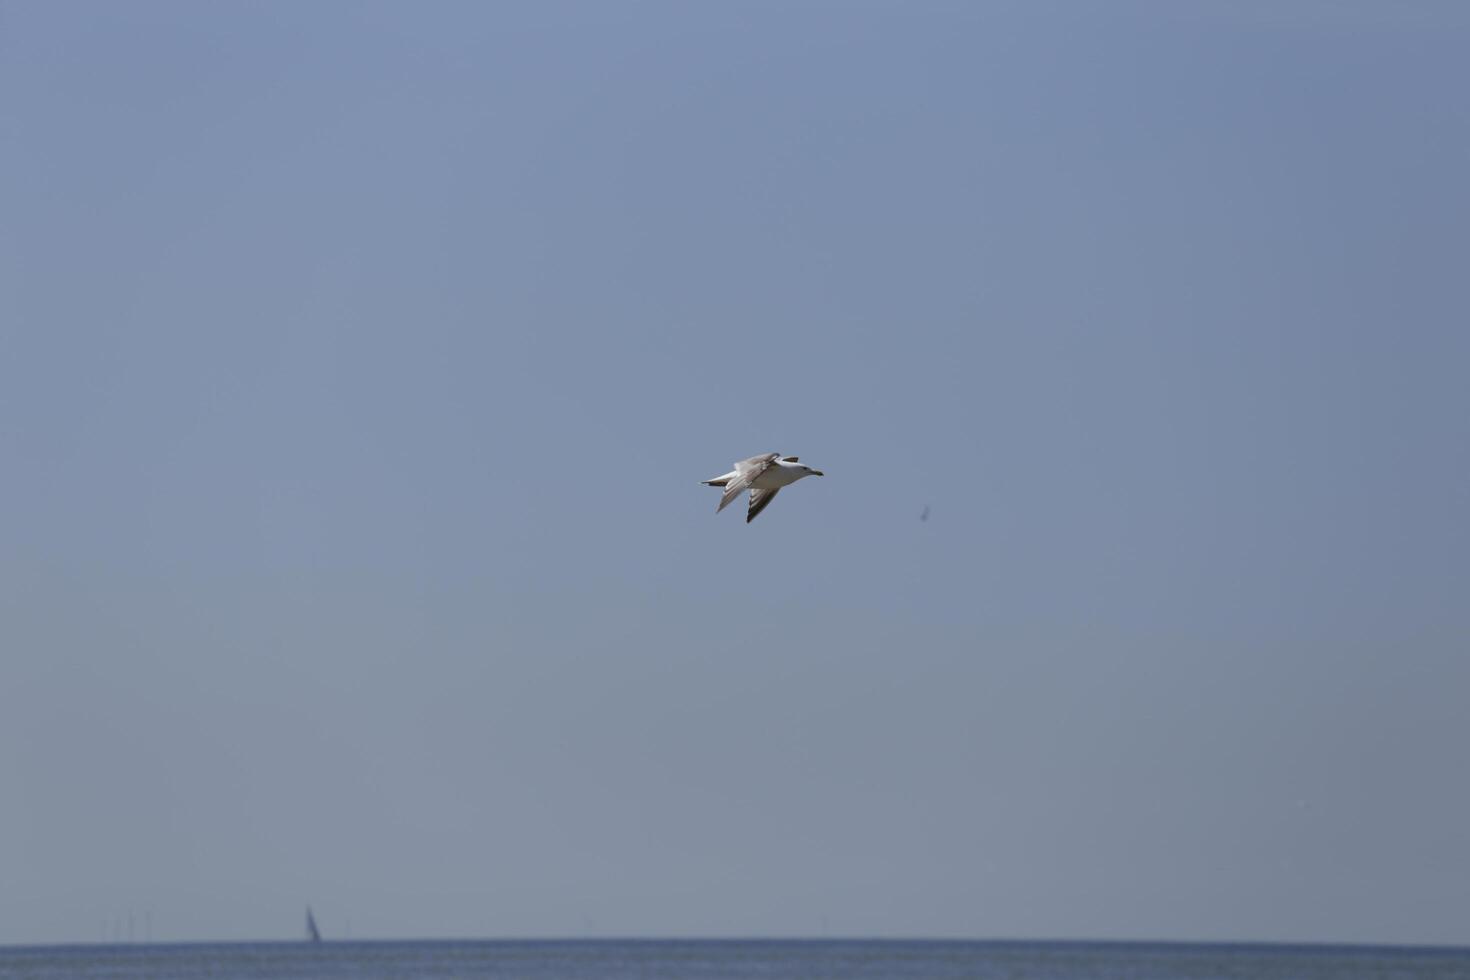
[3,0,1468,946]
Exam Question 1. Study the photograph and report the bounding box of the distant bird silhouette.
[919,505,930,522]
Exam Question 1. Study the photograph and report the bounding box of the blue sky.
[2,0,1468,945]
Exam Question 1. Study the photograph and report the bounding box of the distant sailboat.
[306,906,322,943]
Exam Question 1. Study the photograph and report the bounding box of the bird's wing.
[717,453,779,513]
[746,487,781,523]
[734,452,780,474]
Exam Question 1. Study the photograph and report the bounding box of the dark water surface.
[1,939,1466,979]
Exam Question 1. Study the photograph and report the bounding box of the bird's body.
[701,452,824,523]
[705,457,812,491]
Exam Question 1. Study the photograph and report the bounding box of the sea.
[0,940,1467,980]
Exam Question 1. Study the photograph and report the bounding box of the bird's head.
[781,455,823,478]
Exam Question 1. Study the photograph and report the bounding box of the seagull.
[701,452,824,523]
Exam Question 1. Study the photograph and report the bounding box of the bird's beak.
[812,470,824,476]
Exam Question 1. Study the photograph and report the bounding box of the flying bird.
[701,452,824,523]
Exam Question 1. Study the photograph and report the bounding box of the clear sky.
[3,0,1468,947]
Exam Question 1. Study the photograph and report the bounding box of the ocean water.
[0,939,1466,980]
